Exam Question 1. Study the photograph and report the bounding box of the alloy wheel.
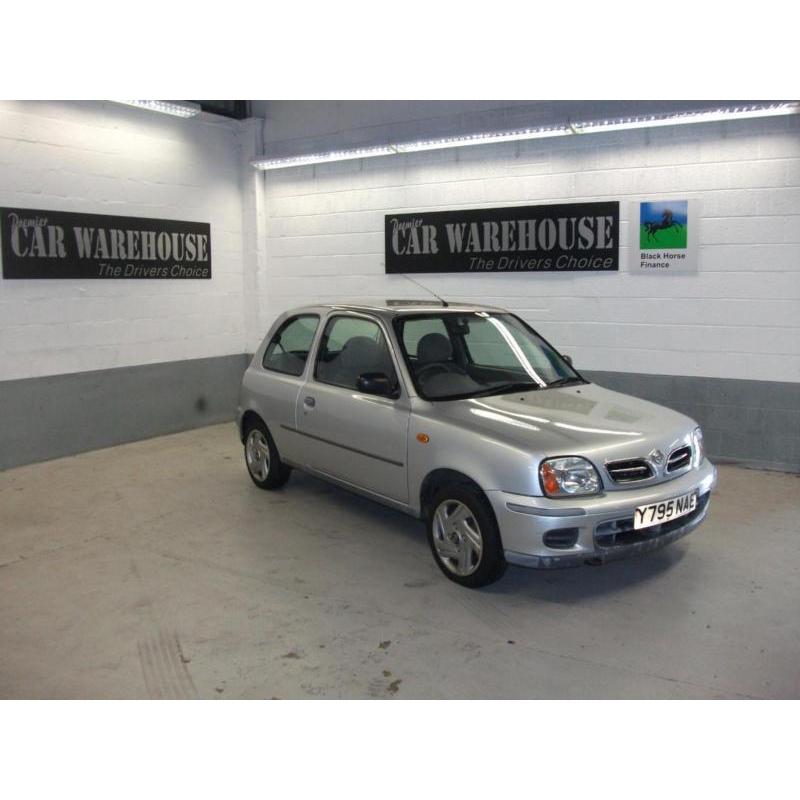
[432,499,484,576]
[245,429,270,481]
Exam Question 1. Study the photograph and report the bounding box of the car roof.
[284,300,508,320]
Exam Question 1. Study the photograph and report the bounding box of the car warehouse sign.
[385,201,619,274]
[0,207,211,279]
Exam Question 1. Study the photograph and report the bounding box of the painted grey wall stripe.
[583,370,800,474]
[1,358,797,474]
[0,354,251,471]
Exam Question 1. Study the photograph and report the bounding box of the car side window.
[315,316,398,392]
[461,316,519,368]
[462,315,562,376]
[262,315,320,376]
[401,317,450,360]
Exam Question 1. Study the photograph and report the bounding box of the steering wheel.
[416,361,466,382]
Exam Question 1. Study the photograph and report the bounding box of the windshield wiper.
[468,381,542,398]
[546,376,586,388]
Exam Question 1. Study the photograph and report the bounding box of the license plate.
[634,491,697,530]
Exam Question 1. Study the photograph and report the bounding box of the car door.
[294,312,410,504]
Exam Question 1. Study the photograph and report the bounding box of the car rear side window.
[262,315,319,376]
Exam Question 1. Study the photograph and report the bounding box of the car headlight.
[693,426,704,466]
[540,456,601,497]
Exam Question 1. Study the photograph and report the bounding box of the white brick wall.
[259,115,800,383]
[3,103,798,386]
[0,100,246,381]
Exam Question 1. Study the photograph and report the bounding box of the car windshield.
[394,311,584,401]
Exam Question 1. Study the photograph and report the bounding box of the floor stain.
[368,670,403,698]
[462,642,481,663]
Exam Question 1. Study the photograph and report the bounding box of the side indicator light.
[540,462,560,496]
[416,433,430,444]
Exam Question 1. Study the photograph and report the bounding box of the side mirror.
[562,354,573,366]
[356,372,396,398]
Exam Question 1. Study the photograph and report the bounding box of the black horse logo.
[643,208,683,242]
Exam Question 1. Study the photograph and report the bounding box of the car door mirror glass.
[356,372,396,397]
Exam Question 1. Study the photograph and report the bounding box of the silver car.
[237,302,717,588]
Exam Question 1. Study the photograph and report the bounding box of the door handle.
[303,396,316,409]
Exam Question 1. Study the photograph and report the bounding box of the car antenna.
[401,275,449,307]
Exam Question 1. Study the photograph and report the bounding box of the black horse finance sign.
[385,201,619,274]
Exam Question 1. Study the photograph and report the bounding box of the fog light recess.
[543,528,580,549]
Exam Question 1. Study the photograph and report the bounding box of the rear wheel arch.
[242,414,291,490]
[240,409,265,442]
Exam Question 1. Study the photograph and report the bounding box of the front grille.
[667,445,692,472]
[606,458,653,483]
[594,492,710,548]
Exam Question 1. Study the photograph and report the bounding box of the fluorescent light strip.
[252,126,571,170]
[394,125,572,153]
[251,145,397,170]
[572,102,800,134]
[251,102,799,170]
[113,100,201,118]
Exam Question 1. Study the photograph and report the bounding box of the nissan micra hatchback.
[237,302,717,587]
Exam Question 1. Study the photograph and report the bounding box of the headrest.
[417,332,453,364]
[340,336,384,369]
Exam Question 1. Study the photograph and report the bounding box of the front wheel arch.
[419,468,489,519]
[425,482,507,587]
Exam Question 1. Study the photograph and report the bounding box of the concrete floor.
[1,423,798,699]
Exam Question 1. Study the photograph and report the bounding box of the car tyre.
[426,484,507,588]
[244,418,291,490]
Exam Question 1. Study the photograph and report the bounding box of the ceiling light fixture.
[113,100,202,118]
[251,102,799,171]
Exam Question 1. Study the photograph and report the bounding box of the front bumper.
[489,459,717,569]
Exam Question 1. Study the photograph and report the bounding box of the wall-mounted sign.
[385,201,619,274]
[0,207,211,279]
[629,199,698,272]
